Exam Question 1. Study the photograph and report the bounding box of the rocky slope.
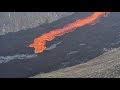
[31,47,120,78]
[1,12,120,78]
[0,12,73,35]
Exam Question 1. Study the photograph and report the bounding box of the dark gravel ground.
[32,47,120,78]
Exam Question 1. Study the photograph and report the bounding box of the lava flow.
[29,12,109,53]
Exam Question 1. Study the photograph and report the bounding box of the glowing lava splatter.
[29,12,109,53]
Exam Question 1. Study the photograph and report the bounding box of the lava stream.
[29,12,109,53]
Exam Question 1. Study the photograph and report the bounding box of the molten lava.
[29,12,109,53]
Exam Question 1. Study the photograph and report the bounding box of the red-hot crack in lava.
[29,12,110,53]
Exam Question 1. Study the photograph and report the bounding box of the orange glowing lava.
[29,12,109,53]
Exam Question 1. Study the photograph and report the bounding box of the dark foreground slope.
[32,47,120,78]
[0,12,120,78]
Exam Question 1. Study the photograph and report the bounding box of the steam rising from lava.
[29,12,109,53]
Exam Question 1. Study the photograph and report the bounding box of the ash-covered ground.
[0,12,120,78]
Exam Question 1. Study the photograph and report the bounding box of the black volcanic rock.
[0,12,120,78]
